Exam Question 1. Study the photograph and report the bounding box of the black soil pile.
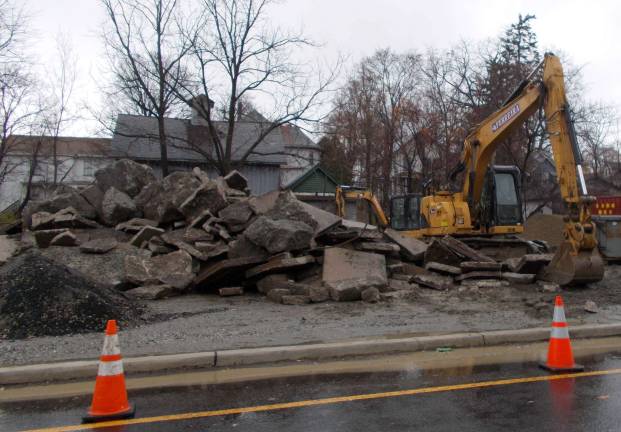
[0,252,141,339]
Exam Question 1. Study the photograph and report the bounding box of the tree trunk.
[157,116,169,177]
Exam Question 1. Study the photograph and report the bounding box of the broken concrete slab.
[511,254,553,274]
[134,171,202,224]
[282,295,311,305]
[502,272,536,284]
[425,236,495,267]
[441,236,495,262]
[188,209,214,229]
[256,273,290,294]
[389,278,412,291]
[584,300,598,313]
[193,255,266,288]
[328,279,363,301]
[24,188,97,226]
[425,262,462,276]
[322,247,388,291]
[43,243,150,291]
[183,227,214,243]
[246,255,315,279]
[455,271,502,282]
[248,190,280,215]
[125,284,179,300]
[80,184,105,216]
[116,218,159,233]
[179,180,228,221]
[244,216,314,254]
[461,279,508,289]
[227,235,269,260]
[460,261,503,272]
[265,191,341,237]
[383,228,427,261]
[223,170,248,191]
[80,238,118,254]
[218,200,254,227]
[219,287,244,297]
[357,242,401,254]
[124,250,194,290]
[129,226,165,248]
[309,285,330,302]
[361,287,380,303]
[391,274,414,283]
[267,288,291,303]
[101,187,140,226]
[31,208,100,231]
[49,231,78,247]
[34,229,69,248]
[147,238,174,255]
[160,231,209,260]
[94,159,156,197]
[412,274,453,291]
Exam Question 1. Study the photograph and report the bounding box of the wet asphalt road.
[4,353,621,432]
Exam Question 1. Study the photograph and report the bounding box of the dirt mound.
[522,213,565,249]
[0,252,141,339]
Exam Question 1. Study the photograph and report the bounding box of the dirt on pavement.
[2,264,620,367]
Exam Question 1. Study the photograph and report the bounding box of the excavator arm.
[456,53,603,284]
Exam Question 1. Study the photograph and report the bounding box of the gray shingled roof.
[111,114,315,165]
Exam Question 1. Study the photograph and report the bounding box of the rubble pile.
[414,236,555,291]
[17,159,555,308]
[0,252,139,339]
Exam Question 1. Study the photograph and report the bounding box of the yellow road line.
[22,368,621,432]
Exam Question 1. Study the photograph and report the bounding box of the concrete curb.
[2,323,621,386]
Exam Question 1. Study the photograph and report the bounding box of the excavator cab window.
[390,194,421,231]
[483,166,523,227]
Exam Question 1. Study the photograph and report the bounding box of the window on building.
[83,161,96,177]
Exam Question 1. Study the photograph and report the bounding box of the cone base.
[539,362,584,373]
[82,404,135,424]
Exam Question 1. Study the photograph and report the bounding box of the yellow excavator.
[340,53,604,285]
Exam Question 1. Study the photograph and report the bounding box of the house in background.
[111,103,320,195]
[0,136,111,210]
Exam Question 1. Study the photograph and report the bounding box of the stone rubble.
[13,158,565,310]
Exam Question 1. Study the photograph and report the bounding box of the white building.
[0,136,111,210]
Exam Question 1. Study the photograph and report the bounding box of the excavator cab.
[390,194,422,231]
[478,165,523,229]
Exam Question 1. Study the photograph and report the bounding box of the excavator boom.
[454,53,603,285]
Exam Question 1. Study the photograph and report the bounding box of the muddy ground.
[2,264,620,367]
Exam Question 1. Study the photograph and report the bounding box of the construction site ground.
[3,263,621,367]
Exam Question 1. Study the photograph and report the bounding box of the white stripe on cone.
[98,360,125,376]
[101,334,121,356]
[552,306,566,324]
[550,326,570,339]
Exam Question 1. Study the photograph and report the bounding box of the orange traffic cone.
[83,320,135,423]
[540,296,584,372]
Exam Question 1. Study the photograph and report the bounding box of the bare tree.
[40,33,78,186]
[100,0,194,176]
[177,0,337,175]
[0,1,41,196]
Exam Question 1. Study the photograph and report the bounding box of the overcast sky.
[29,0,621,136]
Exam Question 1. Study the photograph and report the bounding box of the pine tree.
[499,14,540,66]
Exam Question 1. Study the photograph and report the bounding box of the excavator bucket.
[542,241,605,286]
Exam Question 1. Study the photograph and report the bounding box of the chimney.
[191,95,215,126]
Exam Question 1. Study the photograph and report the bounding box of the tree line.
[0,3,618,214]
[320,14,620,211]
